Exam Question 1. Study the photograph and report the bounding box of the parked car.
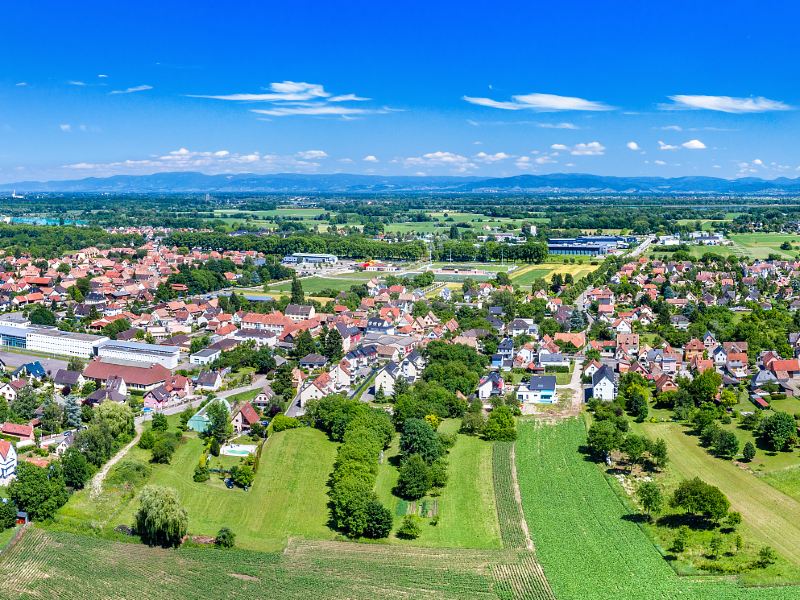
[224,478,234,489]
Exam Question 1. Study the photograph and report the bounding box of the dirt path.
[509,444,534,551]
[89,420,143,498]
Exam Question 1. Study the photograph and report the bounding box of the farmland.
[0,527,552,600]
[264,271,378,296]
[515,418,800,599]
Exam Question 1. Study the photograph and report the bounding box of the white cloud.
[658,140,679,151]
[295,150,328,160]
[403,151,476,173]
[682,139,706,149]
[537,122,578,129]
[753,158,764,166]
[474,151,511,163]
[110,84,153,95]
[654,160,667,165]
[59,124,71,132]
[98,74,109,79]
[535,156,556,164]
[464,92,613,112]
[626,141,640,151]
[67,80,86,86]
[569,142,605,156]
[661,125,682,131]
[550,144,568,151]
[663,95,791,113]
[515,156,531,169]
[15,82,27,87]
[252,105,385,117]
[188,81,390,119]
[363,155,378,162]
[62,147,328,176]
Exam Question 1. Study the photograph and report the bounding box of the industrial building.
[281,252,338,265]
[26,328,108,358]
[96,340,181,369]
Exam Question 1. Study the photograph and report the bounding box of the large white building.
[97,340,181,370]
[26,327,108,359]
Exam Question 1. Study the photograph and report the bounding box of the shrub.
[396,515,421,540]
[193,464,210,482]
[230,464,255,488]
[138,430,156,450]
[215,527,236,548]
[271,414,301,432]
[151,436,178,464]
[151,413,168,432]
[107,459,151,486]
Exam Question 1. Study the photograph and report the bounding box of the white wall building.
[26,327,108,358]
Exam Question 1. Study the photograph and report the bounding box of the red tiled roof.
[84,359,170,386]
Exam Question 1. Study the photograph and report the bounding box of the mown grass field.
[375,420,502,549]
[264,271,377,295]
[516,418,800,599]
[636,421,800,568]
[56,427,338,553]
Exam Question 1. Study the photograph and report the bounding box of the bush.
[0,500,17,530]
[396,515,421,540]
[151,436,178,464]
[210,438,220,457]
[215,527,236,548]
[230,464,255,488]
[151,413,168,432]
[271,414,301,432]
[107,459,151,486]
[193,464,210,482]
[138,429,156,450]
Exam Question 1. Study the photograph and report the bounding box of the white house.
[516,376,557,404]
[0,440,17,485]
[591,365,616,401]
[477,372,505,400]
[0,382,16,403]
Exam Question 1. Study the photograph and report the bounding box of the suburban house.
[0,440,17,485]
[195,370,223,392]
[231,403,260,433]
[477,372,505,400]
[516,376,557,404]
[591,365,616,401]
[1,422,34,444]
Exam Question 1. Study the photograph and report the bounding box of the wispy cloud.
[59,124,71,132]
[188,80,388,119]
[537,122,579,129]
[295,150,328,160]
[403,151,477,173]
[658,140,679,151]
[474,151,511,163]
[15,82,27,87]
[662,95,791,113]
[110,84,153,95]
[464,92,613,112]
[67,80,87,87]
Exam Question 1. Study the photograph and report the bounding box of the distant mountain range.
[3,171,800,194]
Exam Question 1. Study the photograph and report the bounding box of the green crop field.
[515,419,800,599]
[264,272,378,296]
[0,528,554,600]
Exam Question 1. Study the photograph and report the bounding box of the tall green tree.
[290,276,305,304]
[135,485,188,548]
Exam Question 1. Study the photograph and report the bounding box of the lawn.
[730,233,800,259]
[58,427,339,553]
[515,418,800,599]
[375,421,502,549]
[0,527,542,599]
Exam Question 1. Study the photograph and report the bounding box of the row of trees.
[306,395,394,538]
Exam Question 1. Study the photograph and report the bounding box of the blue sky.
[1,1,799,182]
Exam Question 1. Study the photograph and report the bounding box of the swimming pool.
[220,444,257,457]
